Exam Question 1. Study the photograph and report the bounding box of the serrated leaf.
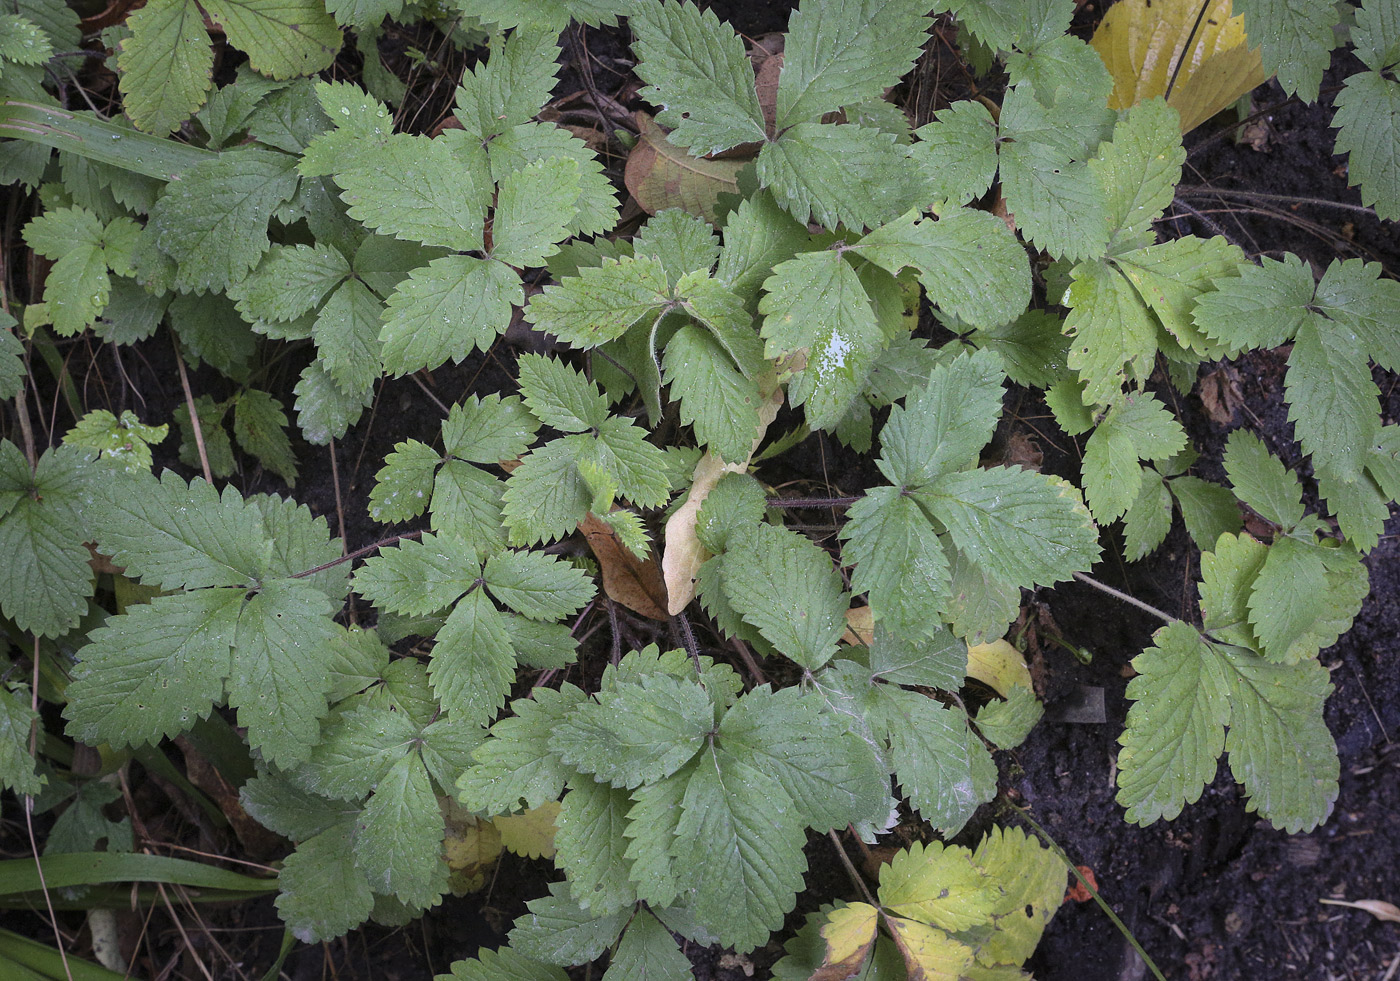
[483,550,594,622]
[1089,98,1183,244]
[502,437,591,546]
[1064,259,1157,406]
[430,588,516,726]
[605,908,692,981]
[368,439,439,525]
[1234,0,1338,101]
[715,191,809,305]
[719,685,888,832]
[1314,257,1400,372]
[555,777,636,914]
[457,685,586,814]
[721,522,849,670]
[592,418,673,509]
[454,30,560,139]
[1169,474,1242,551]
[380,255,521,375]
[517,353,610,432]
[0,326,24,401]
[354,532,478,616]
[24,206,108,335]
[276,821,374,942]
[297,703,419,799]
[1248,537,1327,661]
[1112,235,1245,354]
[234,389,298,486]
[487,123,619,238]
[910,100,999,207]
[1116,621,1231,825]
[776,0,930,128]
[1222,429,1304,529]
[629,0,766,155]
[634,209,721,283]
[877,349,1005,487]
[662,324,761,464]
[914,468,1099,588]
[431,461,507,557]
[756,122,916,230]
[334,134,482,250]
[813,902,879,981]
[117,0,213,135]
[0,684,42,796]
[878,840,996,933]
[324,0,400,29]
[510,881,628,966]
[841,487,951,637]
[148,148,299,293]
[950,0,1073,52]
[526,255,670,349]
[968,825,1066,964]
[875,687,995,834]
[443,394,540,465]
[1193,252,1312,355]
[354,751,446,907]
[671,745,808,953]
[1286,318,1380,482]
[1081,394,1187,523]
[294,359,373,444]
[1122,470,1173,560]
[973,683,1044,750]
[492,157,581,268]
[229,243,349,323]
[200,0,340,79]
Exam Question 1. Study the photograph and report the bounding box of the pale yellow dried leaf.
[1319,898,1400,923]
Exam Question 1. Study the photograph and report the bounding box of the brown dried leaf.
[581,511,670,621]
[624,112,749,223]
[1199,365,1243,425]
[1319,898,1400,923]
[842,606,875,646]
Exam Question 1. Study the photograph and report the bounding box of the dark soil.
[5,4,1400,981]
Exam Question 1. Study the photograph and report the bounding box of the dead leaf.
[842,606,875,646]
[581,511,670,621]
[1319,898,1400,923]
[492,800,560,860]
[1064,865,1099,903]
[624,112,749,223]
[177,737,284,859]
[994,431,1044,471]
[1199,365,1243,425]
[755,53,782,138]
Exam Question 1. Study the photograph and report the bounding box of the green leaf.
[1121,471,1172,561]
[1111,235,1245,355]
[1351,0,1400,72]
[355,751,446,907]
[950,0,1074,52]
[525,255,669,349]
[1169,475,1243,551]
[775,0,931,127]
[551,675,710,789]
[501,437,591,546]
[275,821,374,943]
[870,623,967,691]
[1234,0,1338,101]
[368,439,439,525]
[721,522,850,670]
[910,100,999,206]
[555,777,636,914]
[719,686,889,833]
[1248,537,1327,661]
[604,908,693,981]
[23,206,107,335]
[457,684,586,813]
[1314,257,1400,372]
[716,191,810,306]
[297,704,420,799]
[671,745,808,952]
[431,462,507,557]
[914,468,1099,588]
[1193,253,1312,355]
[324,0,401,29]
[509,881,629,966]
[876,349,1005,486]
[1116,621,1230,825]
[1063,260,1156,406]
[430,589,516,725]
[453,30,561,140]
[484,123,619,239]
[0,684,43,796]
[662,324,761,464]
[972,683,1043,750]
[233,389,298,486]
[312,278,383,396]
[517,354,610,433]
[841,487,951,637]
[877,840,996,932]
[1088,98,1183,246]
[874,687,995,835]
[629,0,767,154]
[1223,429,1305,529]
[334,134,482,250]
[492,157,581,268]
[200,0,340,79]
[483,549,595,621]
[63,588,242,749]
[968,825,1066,964]
[380,256,521,375]
[0,14,53,66]
[148,148,299,293]
[756,123,916,230]
[440,947,569,981]
[117,0,213,135]
[1081,394,1187,523]
[294,360,373,444]
[0,325,24,402]
[229,243,349,324]
[443,394,540,464]
[1285,318,1379,482]
[354,532,478,616]
[634,208,721,283]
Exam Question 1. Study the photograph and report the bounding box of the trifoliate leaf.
[1223,429,1304,529]
[148,148,299,293]
[592,417,673,509]
[276,821,374,943]
[516,353,610,432]
[453,30,560,140]
[555,777,636,914]
[335,134,482,251]
[874,687,995,834]
[63,409,167,474]
[775,0,930,128]
[457,684,586,814]
[605,908,692,981]
[1081,393,1187,523]
[354,751,447,907]
[841,488,951,637]
[1248,537,1327,661]
[1193,253,1312,355]
[492,158,581,268]
[914,468,1099,589]
[1089,98,1183,245]
[380,255,521,375]
[877,349,1005,487]
[509,881,628,966]
[551,675,710,790]
[910,100,999,206]
[117,0,214,135]
[756,122,916,230]
[1234,0,1338,102]
[662,324,761,464]
[721,522,849,670]
[1116,621,1230,825]
[856,208,1031,330]
[526,255,670,349]
[671,745,808,953]
[629,0,767,155]
[1285,318,1379,483]
[64,588,243,749]
[483,549,595,621]
[719,685,889,832]
[430,588,516,726]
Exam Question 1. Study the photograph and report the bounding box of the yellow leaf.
[1090,0,1268,133]
[882,914,975,981]
[813,902,879,981]
[877,841,997,933]
[966,639,1032,697]
[624,113,749,223]
[492,801,561,860]
[841,606,875,646]
[443,803,503,896]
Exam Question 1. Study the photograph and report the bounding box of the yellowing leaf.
[966,639,1032,697]
[492,800,561,860]
[877,841,997,934]
[443,805,503,895]
[624,113,749,223]
[882,914,975,981]
[814,902,879,981]
[1091,0,1268,133]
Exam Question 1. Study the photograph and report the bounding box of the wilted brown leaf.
[624,113,748,223]
[1199,365,1243,425]
[581,511,670,621]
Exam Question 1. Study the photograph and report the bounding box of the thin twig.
[730,637,767,686]
[671,613,705,677]
[1072,572,1176,625]
[26,637,74,981]
[766,496,861,509]
[289,530,423,579]
[171,335,212,484]
[826,830,878,907]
